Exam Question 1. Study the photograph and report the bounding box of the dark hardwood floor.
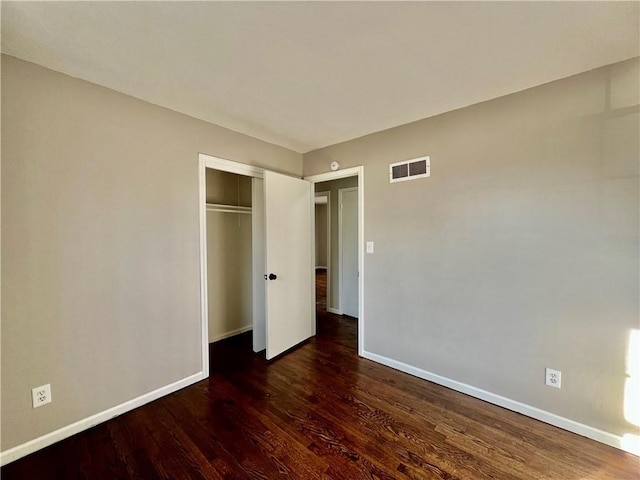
[316,268,327,312]
[3,311,638,479]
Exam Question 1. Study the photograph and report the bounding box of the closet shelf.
[206,203,252,214]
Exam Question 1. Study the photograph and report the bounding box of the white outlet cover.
[32,384,52,408]
[366,241,374,253]
[545,368,561,389]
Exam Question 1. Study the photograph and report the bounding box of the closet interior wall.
[206,169,253,343]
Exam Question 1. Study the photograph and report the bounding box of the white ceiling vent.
[389,156,430,183]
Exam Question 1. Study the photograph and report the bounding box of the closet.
[199,154,314,359]
[206,169,253,343]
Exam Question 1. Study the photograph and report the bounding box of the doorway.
[312,176,358,316]
[306,167,364,357]
[199,155,265,376]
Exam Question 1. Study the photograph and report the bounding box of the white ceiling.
[2,2,638,153]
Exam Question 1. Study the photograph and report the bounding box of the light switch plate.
[366,241,374,253]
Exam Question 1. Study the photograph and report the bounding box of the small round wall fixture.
[330,161,340,171]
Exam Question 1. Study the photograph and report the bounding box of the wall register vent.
[389,156,430,183]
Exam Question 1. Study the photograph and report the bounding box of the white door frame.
[314,191,331,309]
[305,166,365,357]
[198,153,264,377]
[338,186,358,318]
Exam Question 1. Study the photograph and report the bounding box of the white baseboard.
[362,350,639,456]
[4,352,636,466]
[0,372,204,466]
[210,325,252,343]
[327,307,341,315]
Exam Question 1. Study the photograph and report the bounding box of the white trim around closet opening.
[200,153,264,178]
[198,153,265,378]
[199,155,209,378]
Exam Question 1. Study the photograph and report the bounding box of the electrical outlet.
[32,384,52,408]
[545,368,561,389]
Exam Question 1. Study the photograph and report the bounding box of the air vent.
[389,156,430,183]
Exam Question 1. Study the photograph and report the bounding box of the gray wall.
[206,169,252,207]
[206,170,253,342]
[315,203,328,267]
[304,59,639,437]
[207,211,253,342]
[315,176,358,311]
[1,55,301,451]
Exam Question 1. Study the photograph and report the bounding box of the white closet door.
[264,171,313,360]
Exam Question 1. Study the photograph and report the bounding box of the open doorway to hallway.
[306,166,364,357]
[313,176,358,319]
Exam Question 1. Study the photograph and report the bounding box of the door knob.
[268,273,277,280]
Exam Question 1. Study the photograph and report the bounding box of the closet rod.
[206,203,252,214]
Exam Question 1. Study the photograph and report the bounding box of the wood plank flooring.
[3,312,638,479]
[316,268,327,312]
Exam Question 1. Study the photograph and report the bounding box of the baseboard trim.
[0,371,204,466]
[362,350,639,456]
[327,307,341,315]
[210,325,252,343]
